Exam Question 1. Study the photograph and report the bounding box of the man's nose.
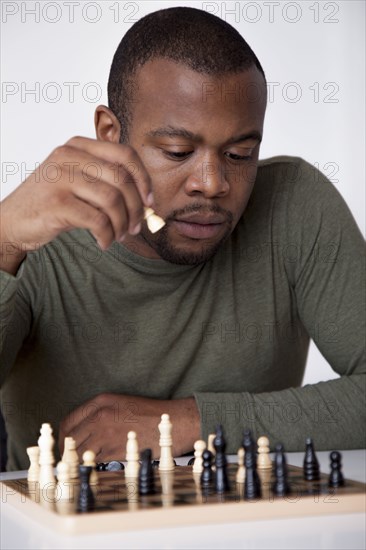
[184,159,230,198]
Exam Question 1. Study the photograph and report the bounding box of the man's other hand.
[58,393,200,461]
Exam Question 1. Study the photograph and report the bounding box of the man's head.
[108,6,266,144]
[96,7,267,264]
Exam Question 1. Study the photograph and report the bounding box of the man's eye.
[164,151,192,159]
[225,152,253,161]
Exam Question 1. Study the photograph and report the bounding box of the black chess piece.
[78,465,95,512]
[187,457,195,467]
[242,429,253,452]
[303,437,320,481]
[244,443,261,500]
[200,449,214,489]
[272,443,291,497]
[328,451,344,488]
[138,449,155,495]
[213,425,230,493]
[105,460,125,471]
[96,462,106,471]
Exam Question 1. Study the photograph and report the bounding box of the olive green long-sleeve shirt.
[1,156,365,470]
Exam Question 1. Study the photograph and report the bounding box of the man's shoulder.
[257,154,304,168]
[254,155,340,203]
[256,155,316,184]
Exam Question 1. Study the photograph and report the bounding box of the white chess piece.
[26,446,40,482]
[257,436,272,470]
[236,447,245,483]
[158,414,175,471]
[38,423,56,490]
[192,440,206,474]
[82,450,98,485]
[62,437,79,479]
[159,471,174,507]
[125,431,139,478]
[56,461,73,500]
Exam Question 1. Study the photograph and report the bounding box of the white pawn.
[82,450,98,485]
[158,414,175,471]
[38,423,56,489]
[125,431,139,478]
[26,446,40,482]
[192,440,206,474]
[236,447,245,483]
[56,461,72,500]
[257,436,272,470]
[62,437,79,479]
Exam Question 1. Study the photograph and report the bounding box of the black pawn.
[138,449,155,495]
[201,449,215,489]
[214,425,230,493]
[303,437,320,481]
[272,443,291,497]
[78,465,95,512]
[328,451,344,488]
[244,443,261,500]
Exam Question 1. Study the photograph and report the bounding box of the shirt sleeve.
[0,255,39,386]
[194,159,366,452]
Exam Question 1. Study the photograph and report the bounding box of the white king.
[158,413,175,471]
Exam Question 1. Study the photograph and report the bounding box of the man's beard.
[139,204,233,265]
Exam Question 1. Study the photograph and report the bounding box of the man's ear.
[94,105,121,143]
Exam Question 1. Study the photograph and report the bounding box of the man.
[0,7,364,471]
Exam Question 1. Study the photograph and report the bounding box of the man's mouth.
[171,214,226,239]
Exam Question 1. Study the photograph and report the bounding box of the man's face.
[124,58,267,264]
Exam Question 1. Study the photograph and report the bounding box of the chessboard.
[1,462,365,535]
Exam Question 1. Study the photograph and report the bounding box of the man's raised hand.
[0,136,153,274]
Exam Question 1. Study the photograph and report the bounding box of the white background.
[1,0,365,385]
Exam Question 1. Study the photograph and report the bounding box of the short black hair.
[108,6,266,143]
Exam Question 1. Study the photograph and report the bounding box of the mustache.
[166,203,233,224]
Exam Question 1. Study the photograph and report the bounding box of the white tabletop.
[1,450,365,550]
